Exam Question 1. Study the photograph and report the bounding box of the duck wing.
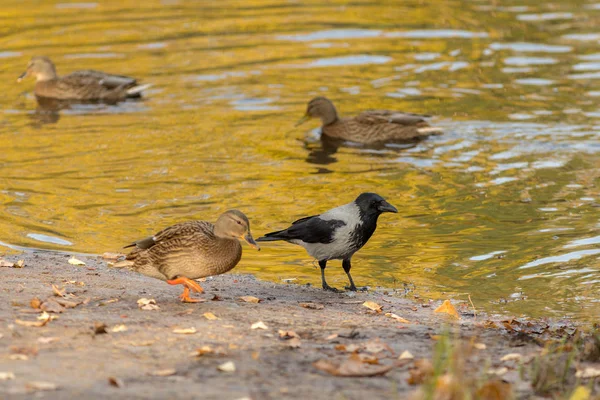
[64,70,137,89]
[354,110,430,126]
[125,221,214,251]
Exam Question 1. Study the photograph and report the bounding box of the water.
[0,0,598,321]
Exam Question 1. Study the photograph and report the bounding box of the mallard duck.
[18,56,150,102]
[296,97,442,145]
[257,193,397,292]
[124,210,259,303]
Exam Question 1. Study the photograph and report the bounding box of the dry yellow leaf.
[68,257,86,266]
[434,300,460,319]
[137,298,159,311]
[173,327,197,334]
[149,369,176,377]
[203,312,218,320]
[575,367,600,379]
[362,301,383,313]
[239,296,261,303]
[26,381,58,391]
[217,361,236,373]
[474,343,487,350]
[569,386,591,400]
[0,372,15,380]
[399,350,414,360]
[251,321,268,330]
[500,353,522,362]
[385,312,410,323]
[111,325,128,333]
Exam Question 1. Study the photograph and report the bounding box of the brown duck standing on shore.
[296,97,442,145]
[124,210,260,303]
[18,56,150,102]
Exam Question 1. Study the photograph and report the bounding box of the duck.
[18,56,150,102]
[257,193,397,292]
[296,97,442,145]
[124,210,259,303]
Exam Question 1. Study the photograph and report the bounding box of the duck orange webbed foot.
[167,277,205,303]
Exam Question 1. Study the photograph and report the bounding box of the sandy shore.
[0,250,597,399]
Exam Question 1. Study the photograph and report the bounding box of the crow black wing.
[258,215,346,244]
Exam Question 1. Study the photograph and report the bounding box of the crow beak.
[378,201,398,213]
[243,232,260,250]
[295,114,310,127]
[17,70,28,82]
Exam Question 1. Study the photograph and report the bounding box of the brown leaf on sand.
[239,296,261,303]
[203,312,219,320]
[149,369,177,377]
[30,297,41,309]
[52,284,66,298]
[385,312,410,323]
[476,379,513,400]
[434,300,460,319]
[286,337,302,348]
[193,345,227,357]
[407,359,434,385]
[101,252,124,261]
[15,312,54,327]
[363,338,394,355]
[137,298,159,311]
[299,302,324,310]
[26,381,59,391]
[55,298,81,308]
[313,353,395,377]
[108,376,124,388]
[93,322,108,335]
[278,330,299,339]
[0,259,15,267]
[362,301,383,313]
[40,298,65,313]
[173,327,197,335]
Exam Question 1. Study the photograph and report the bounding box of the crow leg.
[319,260,339,292]
[343,259,366,291]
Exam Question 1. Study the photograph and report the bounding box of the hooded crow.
[257,193,397,291]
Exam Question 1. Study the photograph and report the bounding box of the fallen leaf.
[94,322,108,335]
[41,299,65,313]
[362,301,383,313]
[0,259,14,267]
[129,340,155,347]
[239,296,261,303]
[108,376,124,388]
[313,353,395,377]
[149,369,176,377]
[299,302,324,310]
[111,325,128,333]
[357,354,380,364]
[137,298,159,311]
[9,354,28,361]
[326,334,339,340]
[407,359,434,385]
[98,298,119,306]
[30,297,41,309]
[173,327,197,334]
[335,344,360,353]
[488,367,508,376]
[55,298,81,308]
[286,338,302,348]
[251,321,268,330]
[569,386,591,400]
[385,312,410,323]
[52,284,66,297]
[194,346,215,356]
[363,338,393,354]
[10,346,38,357]
[477,380,513,400]
[575,366,600,379]
[474,343,487,350]
[15,312,54,327]
[500,353,522,362]
[278,330,299,339]
[399,350,414,360]
[217,361,236,373]
[26,381,58,391]
[203,312,218,320]
[434,300,460,319]
[0,372,15,380]
[37,337,59,344]
[68,257,86,266]
[101,252,123,261]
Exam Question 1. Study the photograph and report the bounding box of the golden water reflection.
[0,0,599,320]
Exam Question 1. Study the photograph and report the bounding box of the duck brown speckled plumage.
[124,210,259,303]
[297,97,442,145]
[18,56,150,102]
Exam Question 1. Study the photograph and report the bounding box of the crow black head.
[354,193,398,216]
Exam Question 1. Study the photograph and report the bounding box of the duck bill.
[243,233,260,251]
[378,201,398,213]
[17,70,28,82]
[294,114,310,127]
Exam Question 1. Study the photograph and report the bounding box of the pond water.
[0,0,598,321]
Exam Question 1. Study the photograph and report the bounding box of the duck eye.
[236,220,242,225]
